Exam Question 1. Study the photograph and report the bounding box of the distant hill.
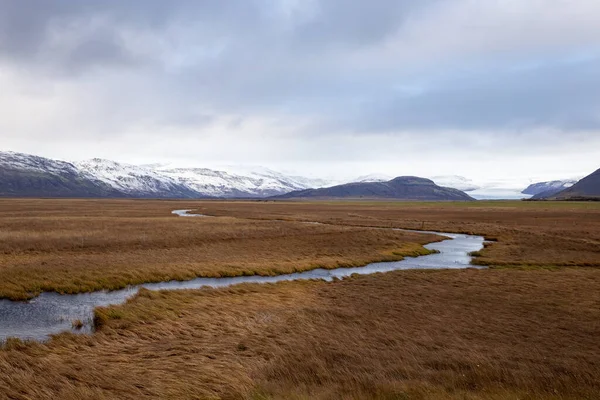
[272,176,475,201]
[553,168,600,200]
[522,180,577,199]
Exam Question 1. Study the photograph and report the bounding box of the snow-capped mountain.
[2,150,583,200]
[74,159,201,198]
[75,159,336,198]
[161,167,307,198]
[0,151,336,198]
[522,180,578,197]
[182,165,338,196]
[1,151,78,176]
[430,175,480,192]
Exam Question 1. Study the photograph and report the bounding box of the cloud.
[0,0,599,182]
[348,56,600,132]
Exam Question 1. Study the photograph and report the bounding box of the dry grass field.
[0,198,599,399]
[196,200,600,267]
[0,199,440,300]
[1,269,599,399]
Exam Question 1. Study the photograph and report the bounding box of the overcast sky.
[1,0,599,184]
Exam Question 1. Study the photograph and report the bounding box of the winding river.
[0,210,484,341]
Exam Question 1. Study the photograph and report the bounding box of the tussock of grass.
[71,319,84,330]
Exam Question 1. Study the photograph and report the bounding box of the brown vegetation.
[0,199,440,300]
[1,199,599,399]
[1,268,599,399]
[196,200,600,267]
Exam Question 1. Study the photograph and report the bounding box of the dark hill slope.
[554,168,600,200]
[523,180,576,198]
[0,152,121,198]
[273,176,475,201]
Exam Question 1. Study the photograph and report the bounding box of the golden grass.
[1,268,599,399]
[195,200,600,268]
[0,199,440,300]
[1,199,600,399]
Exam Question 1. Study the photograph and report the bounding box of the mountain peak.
[389,176,435,185]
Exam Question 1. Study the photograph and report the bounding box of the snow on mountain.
[73,159,335,198]
[161,167,294,197]
[4,150,583,200]
[212,165,337,191]
[430,175,480,192]
[74,159,200,198]
[0,151,80,176]
[522,180,578,196]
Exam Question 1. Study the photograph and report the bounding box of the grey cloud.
[0,0,434,73]
[289,0,435,49]
[62,30,142,73]
[0,0,233,71]
[0,0,599,172]
[347,56,600,132]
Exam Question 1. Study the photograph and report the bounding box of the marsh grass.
[0,199,599,398]
[197,200,600,269]
[0,199,442,300]
[1,268,598,399]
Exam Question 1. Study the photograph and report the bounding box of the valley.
[0,199,599,399]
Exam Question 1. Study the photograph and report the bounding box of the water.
[171,209,208,217]
[0,211,484,341]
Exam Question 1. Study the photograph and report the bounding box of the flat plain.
[1,199,599,399]
[0,199,440,300]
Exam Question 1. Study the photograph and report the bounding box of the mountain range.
[1,151,597,200]
[0,152,334,198]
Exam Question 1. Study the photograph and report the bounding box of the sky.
[1,0,599,185]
